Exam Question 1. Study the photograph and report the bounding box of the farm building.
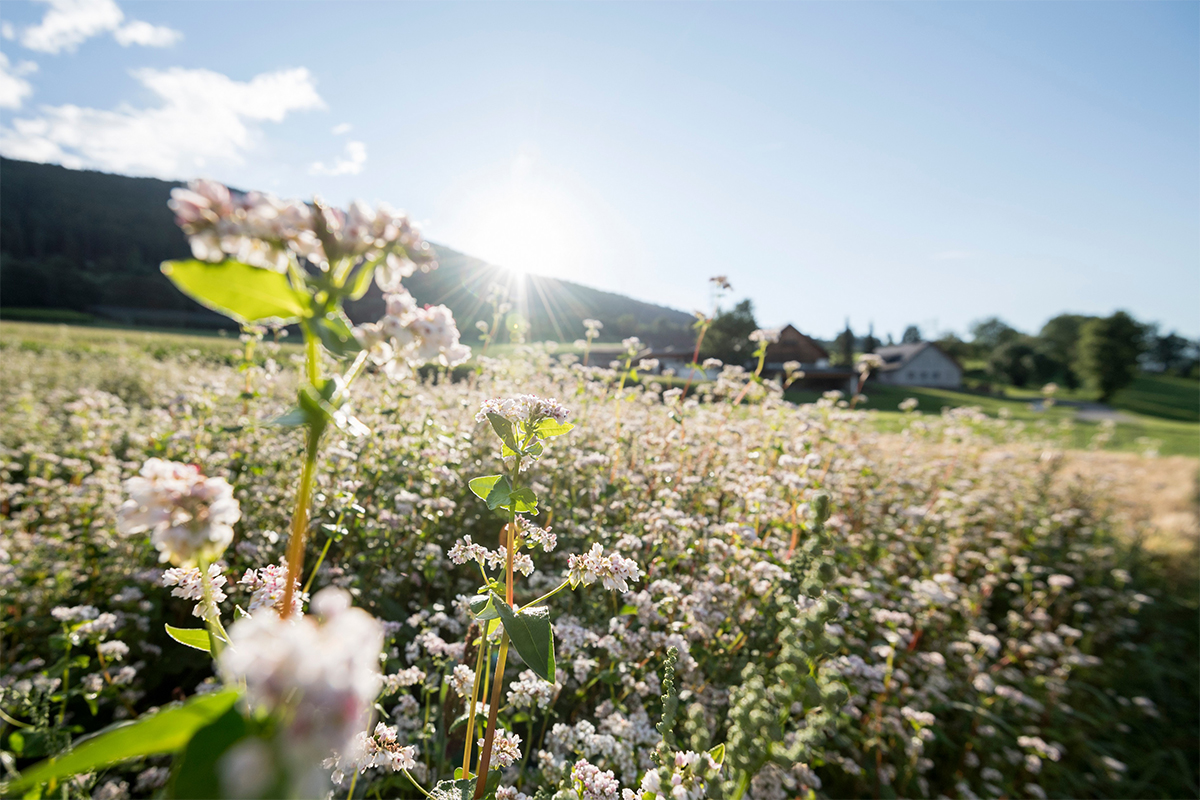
[872,342,963,388]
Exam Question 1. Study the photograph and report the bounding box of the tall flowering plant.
[453,394,642,798]
[3,182,472,798]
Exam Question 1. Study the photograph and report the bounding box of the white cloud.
[112,19,181,48]
[2,22,16,40]
[310,140,366,176]
[19,0,181,54]
[0,53,38,109]
[0,66,324,178]
[331,122,352,135]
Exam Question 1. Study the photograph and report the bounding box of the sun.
[436,154,600,283]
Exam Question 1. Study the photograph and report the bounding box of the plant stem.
[196,555,230,651]
[282,421,323,618]
[473,632,510,799]
[461,636,487,779]
[518,579,571,612]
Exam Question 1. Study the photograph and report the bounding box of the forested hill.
[0,158,694,345]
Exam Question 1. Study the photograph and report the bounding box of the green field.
[785,374,1199,458]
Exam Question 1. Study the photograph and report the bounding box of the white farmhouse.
[872,342,963,388]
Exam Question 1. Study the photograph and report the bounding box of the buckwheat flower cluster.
[479,729,523,769]
[571,758,621,799]
[450,664,476,698]
[584,319,603,335]
[567,544,643,593]
[486,545,534,577]
[507,669,556,710]
[448,534,489,565]
[475,394,570,426]
[519,519,557,552]
[117,458,241,566]
[162,564,228,618]
[324,722,417,786]
[239,560,307,616]
[355,288,471,377]
[218,587,383,770]
[168,180,436,273]
[749,328,780,344]
[169,180,318,272]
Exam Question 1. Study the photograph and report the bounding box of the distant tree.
[901,325,922,344]
[1075,311,1146,401]
[832,319,855,366]
[1146,329,1193,375]
[1037,314,1090,389]
[988,340,1037,388]
[861,323,880,354]
[936,332,971,363]
[700,299,758,366]
[970,317,1021,354]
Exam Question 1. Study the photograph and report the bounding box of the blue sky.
[1,1,1196,339]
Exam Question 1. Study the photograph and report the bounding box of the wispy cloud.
[331,122,352,135]
[0,66,324,178]
[19,0,181,54]
[310,140,367,176]
[0,53,38,109]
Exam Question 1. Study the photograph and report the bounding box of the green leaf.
[432,774,498,800]
[468,595,499,620]
[310,311,361,358]
[346,260,378,301]
[165,624,213,654]
[270,407,308,427]
[508,487,539,515]
[493,595,555,682]
[486,413,520,452]
[469,475,512,511]
[707,743,726,767]
[161,260,306,324]
[533,419,574,439]
[169,705,250,799]
[2,690,240,794]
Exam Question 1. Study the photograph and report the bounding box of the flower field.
[1,329,1196,799]
[0,180,1196,800]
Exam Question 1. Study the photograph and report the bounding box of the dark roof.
[873,342,961,373]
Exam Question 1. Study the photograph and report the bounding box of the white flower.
[97,640,130,661]
[218,587,383,770]
[507,669,555,709]
[1047,574,1075,589]
[162,564,227,618]
[476,395,570,426]
[118,458,240,566]
[450,664,476,698]
[480,728,522,769]
[572,758,620,799]
[567,544,643,593]
[238,560,307,616]
[749,328,780,344]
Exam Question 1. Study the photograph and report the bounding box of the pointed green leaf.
[310,311,361,358]
[507,487,539,515]
[486,413,520,452]
[492,595,555,682]
[169,705,252,799]
[161,260,306,324]
[469,475,512,510]
[347,260,378,300]
[468,595,499,620]
[534,419,574,439]
[707,743,725,767]
[164,624,213,654]
[2,690,240,794]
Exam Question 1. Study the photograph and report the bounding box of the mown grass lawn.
[785,377,1200,457]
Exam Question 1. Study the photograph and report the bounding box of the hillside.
[0,158,694,345]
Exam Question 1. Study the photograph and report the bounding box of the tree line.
[701,299,1196,402]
